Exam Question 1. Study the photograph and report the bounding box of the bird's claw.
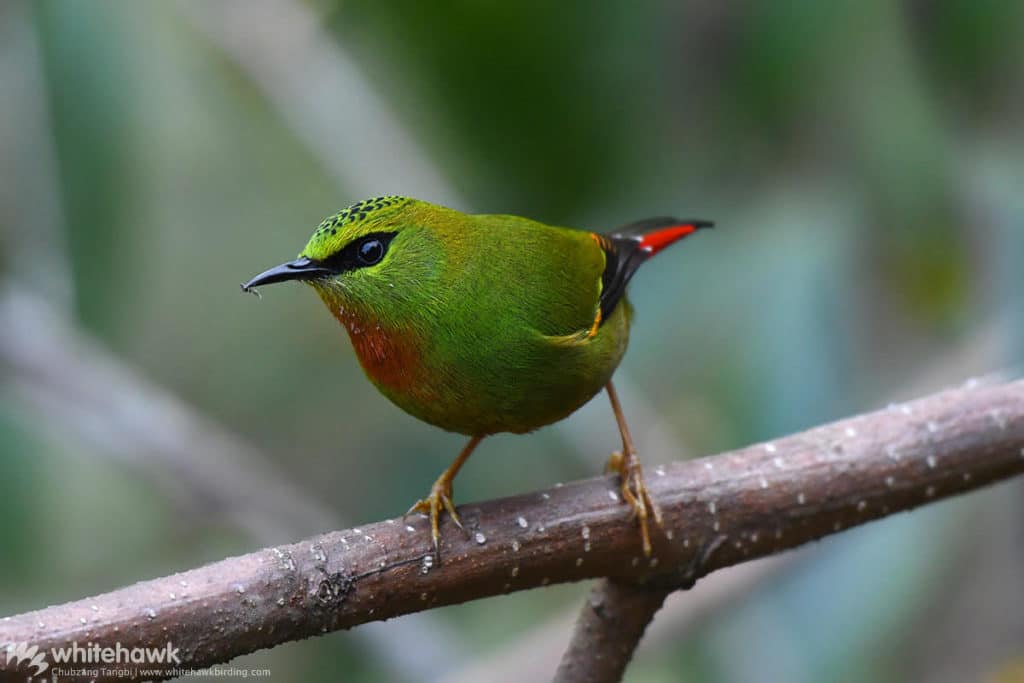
[607,450,663,557]
[405,476,464,559]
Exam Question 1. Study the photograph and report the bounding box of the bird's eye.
[358,238,385,265]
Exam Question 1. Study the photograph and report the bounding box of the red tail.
[594,216,713,322]
[609,216,714,257]
[637,223,709,255]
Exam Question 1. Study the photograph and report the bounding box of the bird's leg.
[605,380,663,556]
[406,435,484,559]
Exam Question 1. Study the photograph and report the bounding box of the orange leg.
[605,380,663,556]
[407,435,483,558]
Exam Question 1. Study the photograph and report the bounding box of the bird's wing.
[465,214,606,339]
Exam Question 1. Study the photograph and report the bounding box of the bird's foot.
[406,475,463,559]
[606,450,663,557]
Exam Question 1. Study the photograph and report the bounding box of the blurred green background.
[1,1,1022,681]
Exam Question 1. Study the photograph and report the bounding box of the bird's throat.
[323,297,428,397]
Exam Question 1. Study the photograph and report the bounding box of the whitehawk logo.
[4,641,49,675]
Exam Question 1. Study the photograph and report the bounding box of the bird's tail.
[594,217,713,321]
[609,217,715,257]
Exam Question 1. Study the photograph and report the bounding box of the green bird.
[243,196,712,557]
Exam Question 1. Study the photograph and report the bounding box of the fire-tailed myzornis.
[242,196,712,558]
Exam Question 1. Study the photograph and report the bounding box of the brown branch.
[553,580,671,683]
[449,556,792,683]
[2,379,1022,682]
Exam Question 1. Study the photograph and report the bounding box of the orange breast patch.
[331,306,428,396]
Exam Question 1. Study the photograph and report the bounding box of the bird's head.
[242,196,444,324]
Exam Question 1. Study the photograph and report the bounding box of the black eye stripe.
[319,232,396,273]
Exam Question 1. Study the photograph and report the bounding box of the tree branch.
[2,379,1022,681]
[448,555,792,683]
[553,580,671,683]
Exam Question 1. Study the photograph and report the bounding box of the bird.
[242,196,712,558]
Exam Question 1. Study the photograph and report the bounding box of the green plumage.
[298,198,629,435]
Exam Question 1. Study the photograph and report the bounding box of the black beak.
[241,257,334,293]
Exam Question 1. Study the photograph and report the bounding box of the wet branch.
[2,379,1022,682]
